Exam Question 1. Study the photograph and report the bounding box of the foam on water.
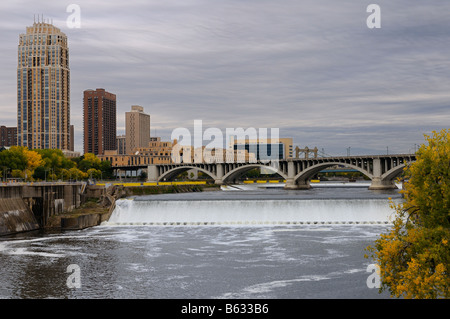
[0,234,101,258]
[102,197,400,226]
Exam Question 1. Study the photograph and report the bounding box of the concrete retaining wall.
[0,198,40,236]
[60,213,101,230]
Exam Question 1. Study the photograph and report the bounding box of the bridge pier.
[369,159,398,190]
[284,178,311,190]
[368,178,397,190]
[215,164,224,185]
[147,165,159,183]
[283,161,310,190]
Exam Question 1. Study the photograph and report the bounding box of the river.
[0,182,401,299]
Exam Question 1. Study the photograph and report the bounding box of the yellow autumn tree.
[1,146,43,181]
[367,129,450,298]
[23,148,43,175]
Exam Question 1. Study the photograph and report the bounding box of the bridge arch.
[222,164,288,184]
[158,166,218,182]
[381,164,407,181]
[294,162,374,183]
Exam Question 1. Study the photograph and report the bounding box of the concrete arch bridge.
[147,154,416,190]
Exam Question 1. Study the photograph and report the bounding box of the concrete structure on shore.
[0,182,83,235]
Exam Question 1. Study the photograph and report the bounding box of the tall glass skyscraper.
[17,21,70,150]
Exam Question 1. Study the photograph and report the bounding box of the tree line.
[0,146,112,182]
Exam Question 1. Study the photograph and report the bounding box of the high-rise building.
[17,21,70,150]
[69,124,74,151]
[83,88,117,155]
[116,135,126,155]
[0,126,17,148]
[125,105,150,155]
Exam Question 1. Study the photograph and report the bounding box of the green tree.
[78,153,101,172]
[70,167,88,181]
[366,129,450,299]
[0,146,42,181]
[76,153,112,180]
[99,160,113,179]
[0,146,28,172]
[34,149,75,180]
[87,168,102,179]
[11,169,24,179]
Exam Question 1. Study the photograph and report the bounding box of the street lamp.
[47,168,53,182]
[3,167,10,182]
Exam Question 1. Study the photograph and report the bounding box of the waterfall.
[102,198,400,226]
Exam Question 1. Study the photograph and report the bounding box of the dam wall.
[0,183,83,236]
[0,198,40,236]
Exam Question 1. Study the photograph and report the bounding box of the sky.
[0,0,449,155]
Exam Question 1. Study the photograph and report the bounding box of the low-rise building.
[229,137,293,160]
[99,137,173,167]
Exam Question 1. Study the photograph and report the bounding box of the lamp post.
[3,167,10,182]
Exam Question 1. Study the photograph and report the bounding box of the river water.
[0,182,401,299]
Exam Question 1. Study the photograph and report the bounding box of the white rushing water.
[103,197,400,226]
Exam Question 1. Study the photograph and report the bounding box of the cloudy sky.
[0,0,449,155]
